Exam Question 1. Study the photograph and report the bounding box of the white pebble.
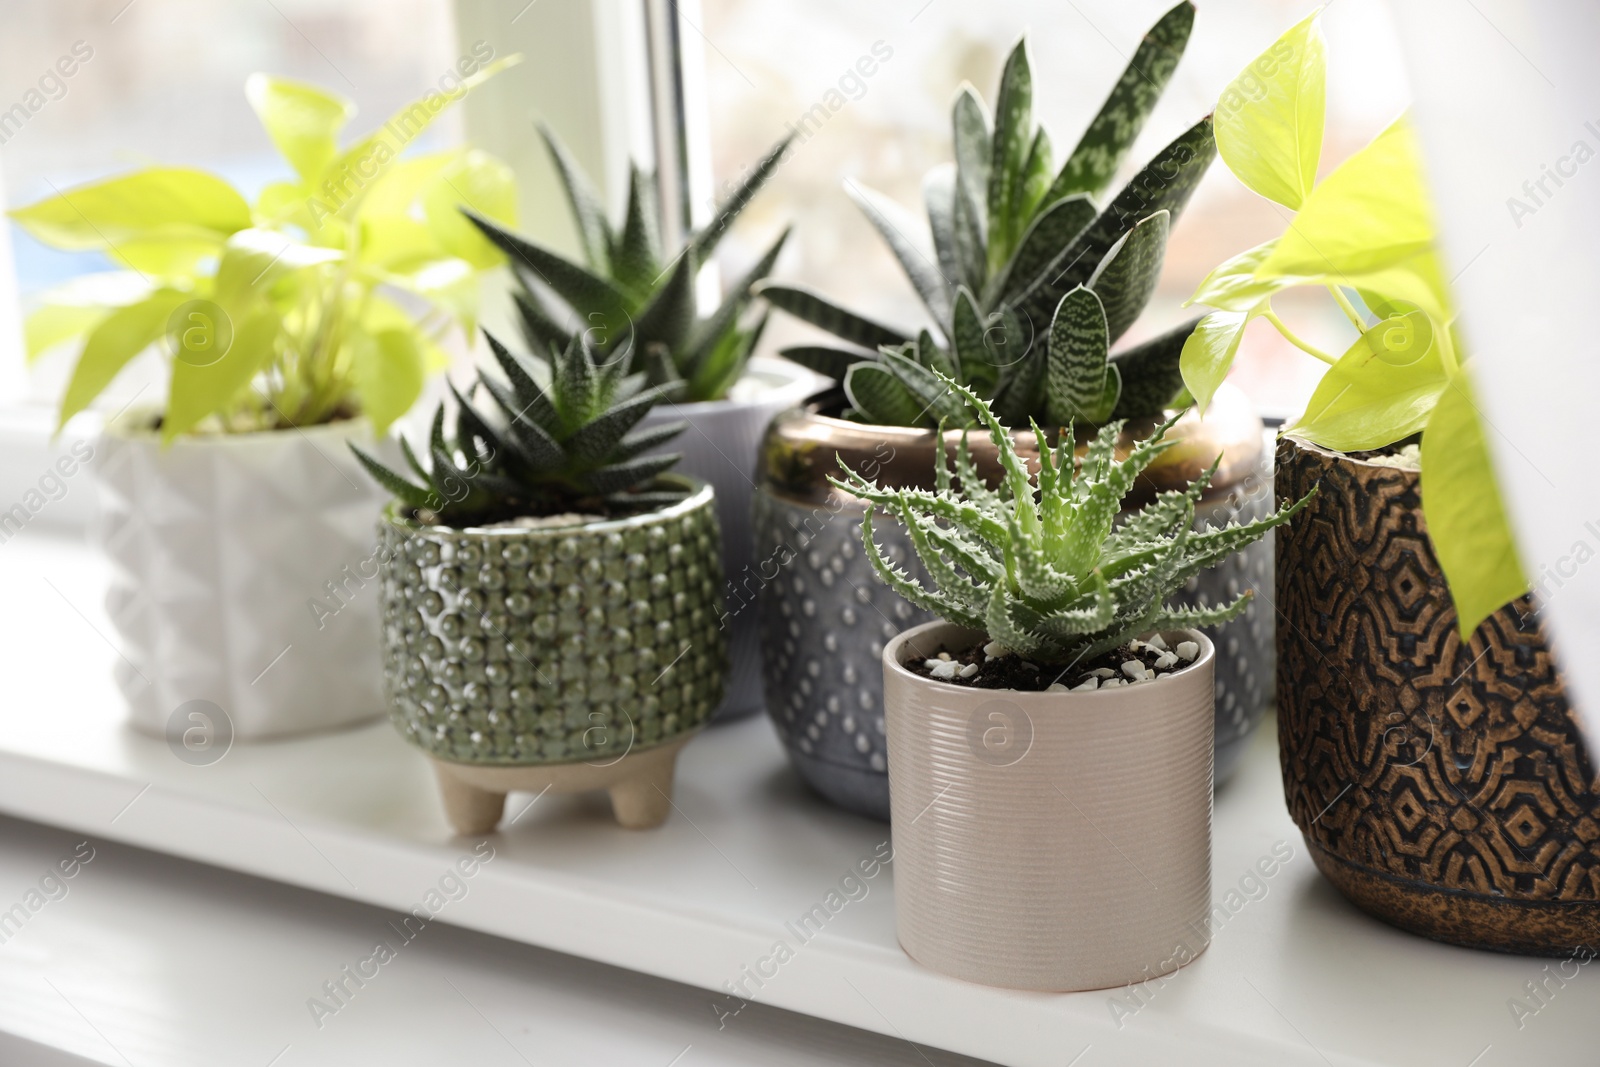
[1121,660,1149,680]
[923,659,942,669]
[983,641,1009,659]
[937,651,952,661]
[929,660,960,680]
[1091,668,1116,679]
[1146,634,1169,652]
[1070,677,1099,692]
[958,662,979,679]
[1022,661,1040,671]
[1046,682,1069,693]
[1154,651,1178,669]
[1128,639,1144,653]
[1101,678,1123,688]
[1176,641,1199,662]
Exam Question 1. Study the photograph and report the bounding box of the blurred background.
[0,0,1411,419]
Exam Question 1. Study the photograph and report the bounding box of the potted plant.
[754,4,1275,820]
[351,328,726,835]
[12,63,515,739]
[835,376,1306,990]
[464,129,816,721]
[1182,11,1593,955]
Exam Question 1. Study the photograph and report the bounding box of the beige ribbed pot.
[882,621,1216,992]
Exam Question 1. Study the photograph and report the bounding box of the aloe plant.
[12,63,518,440]
[464,127,792,403]
[831,374,1311,666]
[762,2,1214,429]
[352,327,686,527]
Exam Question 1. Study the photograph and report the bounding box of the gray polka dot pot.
[376,476,727,834]
[754,385,1273,822]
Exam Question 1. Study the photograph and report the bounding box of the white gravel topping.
[1145,633,1169,652]
[983,641,1010,659]
[1121,660,1150,680]
[1070,677,1099,691]
[928,659,960,680]
[1176,641,1199,662]
[958,662,979,679]
[1154,651,1179,669]
[1091,668,1117,679]
[1046,682,1069,693]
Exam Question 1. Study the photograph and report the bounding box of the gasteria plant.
[352,328,686,528]
[830,376,1311,666]
[13,59,518,440]
[464,127,792,403]
[761,2,1214,429]
[1178,9,1525,635]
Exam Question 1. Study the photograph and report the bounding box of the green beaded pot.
[376,476,727,778]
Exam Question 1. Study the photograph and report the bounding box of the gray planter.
[754,385,1273,821]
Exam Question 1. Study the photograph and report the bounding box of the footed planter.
[756,383,1270,820]
[1276,437,1599,955]
[637,356,817,722]
[95,414,395,740]
[883,621,1216,991]
[376,476,727,835]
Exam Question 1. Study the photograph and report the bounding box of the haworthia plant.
[762,2,1213,430]
[351,327,687,527]
[831,375,1313,666]
[466,126,794,403]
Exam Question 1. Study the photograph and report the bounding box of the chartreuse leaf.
[25,304,107,363]
[163,306,281,441]
[986,41,1033,273]
[1214,8,1325,210]
[1290,308,1446,451]
[421,149,517,269]
[1179,309,1254,413]
[1087,209,1170,345]
[353,153,451,265]
[1186,238,1296,312]
[213,228,343,311]
[1045,287,1115,425]
[57,289,187,429]
[1420,371,1528,637]
[1262,117,1434,277]
[350,327,425,435]
[245,74,355,184]
[1049,1,1195,201]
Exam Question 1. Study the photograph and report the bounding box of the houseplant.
[1184,11,1593,954]
[840,376,1307,990]
[754,4,1277,820]
[12,62,515,739]
[353,329,726,835]
[464,129,816,721]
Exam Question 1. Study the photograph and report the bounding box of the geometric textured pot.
[883,620,1215,991]
[1275,436,1599,955]
[93,415,395,740]
[755,383,1271,821]
[637,356,819,723]
[374,476,726,834]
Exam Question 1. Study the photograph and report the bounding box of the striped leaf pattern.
[1046,286,1115,426]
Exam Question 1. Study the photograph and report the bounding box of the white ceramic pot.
[638,355,819,720]
[94,415,397,740]
[882,620,1215,992]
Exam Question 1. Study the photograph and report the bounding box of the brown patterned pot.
[1275,436,1600,955]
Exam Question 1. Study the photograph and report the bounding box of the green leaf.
[987,193,1096,308]
[1185,238,1296,311]
[350,444,432,509]
[1020,128,1054,221]
[421,149,518,269]
[25,304,107,363]
[1290,308,1446,451]
[1261,117,1434,277]
[613,166,663,296]
[758,283,908,349]
[351,327,424,435]
[951,86,992,241]
[1048,1,1195,201]
[163,306,281,441]
[924,165,963,297]
[691,133,794,262]
[1086,209,1170,345]
[244,74,355,184]
[1046,287,1114,426]
[213,228,343,311]
[845,362,924,426]
[1179,309,1254,413]
[952,173,989,295]
[11,167,252,274]
[1110,317,1197,419]
[631,250,698,356]
[986,41,1033,272]
[56,289,187,429]
[538,122,613,271]
[463,208,630,329]
[846,181,950,323]
[1214,8,1325,210]
[881,348,968,428]
[682,228,790,385]
[1420,371,1528,637]
[777,345,865,382]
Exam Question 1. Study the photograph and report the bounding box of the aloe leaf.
[844,362,925,426]
[615,420,686,460]
[858,509,986,631]
[1020,127,1054,221]
[690,132,794,262]
[778,345,866,383]
[991,344,1044,426]
[952,86,992,238]
[480,374,565,467]
[463,208,629,328]
[510,286,573,359]
[1087,209,1171,344]
[630,250,698,357]
[914,328,960,382]
[1014,116,1215,334]
[551,334,600,427]
[1110,317,1198,419]
[881,349,968,427]
[682,228,790,378]
[584,452,680,496]
[537,122,613,271]
[948,288,990,383]
[612,166,663,297]
[564,382,679,462]
[846,180,951,324]
[924,165,962,298]
[986,41,1034,273]
[688,313,763,402]
[1046,286,1113,427]
[758,283,909,349]
[1048,1,1195,202]
[350,444,432,510]
[952,176,988,295]
[449,379,521,469]
[987,193,1097,308]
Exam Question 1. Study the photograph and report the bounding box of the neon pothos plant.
[831,374,1310,665]
[13,60,517,441]
[464,128,791,403]
[761,2,1213,429]
[1178,8,1525,635]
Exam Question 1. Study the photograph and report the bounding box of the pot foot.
[609,756,678,829]
[434,766,507,836]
